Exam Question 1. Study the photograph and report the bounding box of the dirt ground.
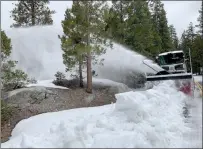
[1,87,117,143]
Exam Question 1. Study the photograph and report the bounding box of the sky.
[1,1,201,38]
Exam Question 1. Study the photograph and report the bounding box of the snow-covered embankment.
[2,80,201,148]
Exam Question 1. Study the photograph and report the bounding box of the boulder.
[2,87,59,107]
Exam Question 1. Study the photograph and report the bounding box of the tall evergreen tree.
[185,22,196,65]
[109,0,130,43]
[192,35,203,74]
[169,24,179,49]
[193,2,203,74]
[10,0,55,27]
[186,22,195,41]
[60,1,111,93]
[179,30,191,72]
[150,0,172,52]
[1,31,12,62]
[179,22,201,73]
[125,1,155,57]
[60,1,86,87]
[1,30,29,91]
[104,0,163,58]
[150,20,162,56]
[196,1,203,35]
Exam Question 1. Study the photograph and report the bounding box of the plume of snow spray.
[5,25,162,86]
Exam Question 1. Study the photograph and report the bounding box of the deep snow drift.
[5,25,162,84]
[1,81,202,148]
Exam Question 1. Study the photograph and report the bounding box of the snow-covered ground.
[26,75,202,91]
[3,25,202,148]
[26,78,129,90]
[26,80,69,89]
[194,75,202,83]
[2,80,202,148]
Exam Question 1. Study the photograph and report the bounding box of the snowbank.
[2,80,199,148]
[194,75,202,83]
[183,96,202,148]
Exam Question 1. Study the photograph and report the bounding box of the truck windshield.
[158,53,184,65]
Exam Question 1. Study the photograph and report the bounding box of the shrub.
[28,77,38,84]
[53,71,80,89]
[1,30,29,91]
[54,71,66,81]
[1,60,29,91]
[1,100,14,125]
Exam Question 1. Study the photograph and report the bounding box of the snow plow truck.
[143,50,195,97]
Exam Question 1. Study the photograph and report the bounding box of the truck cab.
[156,51,187,74]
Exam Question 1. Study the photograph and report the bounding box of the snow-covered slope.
[2,80,202,148]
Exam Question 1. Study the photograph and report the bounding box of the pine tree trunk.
[79,60,84,88]
[31,0,35,25]
[86,2,92,93]
[120,1,124,42]
[201,0,203,26]
[86,53,92,93]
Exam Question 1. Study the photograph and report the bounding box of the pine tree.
[125,1,155,57]
[179,22,200,73]
[109,0,130,43]
[1,30,29,91]
[1,31,12,62]
[10,0,55,27]
[193,2,203,74]
[185,22,196,62]
[150,0,172,52]
[169,25,179,49]
[60,1,87,88]
[105,0,163,58]
[186,22,195,41]
[192,35,203,74]
[196,1,203,35]
[60,1,112,93]
[179,30,191,72]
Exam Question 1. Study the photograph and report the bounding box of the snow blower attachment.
[144,50,194,96]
